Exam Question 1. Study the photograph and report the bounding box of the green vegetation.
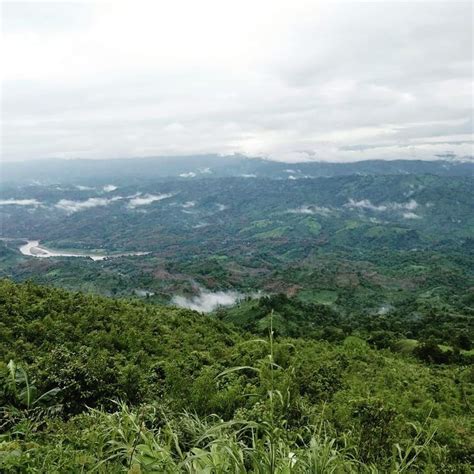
[0,165,472,471]
[296,289,337,305]
[1,175,473,312]
[0,280,472,472]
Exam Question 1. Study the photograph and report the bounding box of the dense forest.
[1,174,473,307]
[0,280,472,472]
[0,161,473,471]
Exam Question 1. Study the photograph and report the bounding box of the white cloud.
[103,184,117,192]
[2,2,472,162]
[288,205,331,216]
[403,212,421,219]
[241,173,257,178]
[345,199,387,212]
[127,193,173,208]
[172,289,242,313]
[345,199,419,212]
[392,199,418,211]
[55,197,121,213]
[288,206,314,215]
[182,201,196,208]
[0,199,41,206]
[179,172,197,178]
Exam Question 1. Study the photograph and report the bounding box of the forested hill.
[2,155,473,184]
[1,279,472,472]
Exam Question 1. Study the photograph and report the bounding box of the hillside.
[1,174,472,310]
[0,280,472,472]
[1,156,473,184]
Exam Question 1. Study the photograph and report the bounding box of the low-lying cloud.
[55,197,121,213]
[345,198,419,212]
[0,198,41,206]
[127,193,173,209]
[103,184,118,192]
[345,199,388,212]
[403,212,421,219]
[288,205,332,216]
[172,289,242,313]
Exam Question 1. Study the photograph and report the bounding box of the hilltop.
[0,279,472,471]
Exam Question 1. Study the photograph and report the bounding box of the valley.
[1,158,473,472]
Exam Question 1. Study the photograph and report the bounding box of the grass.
[0,332,448,472]
[394,339,419,354]
[303,217,321,235]
[396,340,473,356]
[254,226,291,239]
[297,289,338,305]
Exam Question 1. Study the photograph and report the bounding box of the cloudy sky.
[1,0,472,163]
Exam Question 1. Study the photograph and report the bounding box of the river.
[19,240,148,261]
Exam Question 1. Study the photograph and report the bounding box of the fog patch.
[179,172,196,178]
[391,199,418,211]
[127,193,173,209]
[345,198,418,212]
[345,199,387,211]
[76,185,93,191]
[55,197,121,213]
[0,199,41,207]
[216,203,228,211]
[377,304,393,315]
[198,167,212,174]
[172,289,243,313]
[182,201,196,208]
[403,212,421,219]
[288,205,331,216]
[135,289,155,297]
[241,173,257,178]
[103,184,118,192]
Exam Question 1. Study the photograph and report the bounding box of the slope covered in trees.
[1,174,473,319]
[0,280,472,472]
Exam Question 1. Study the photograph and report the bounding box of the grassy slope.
[0,279,472,471]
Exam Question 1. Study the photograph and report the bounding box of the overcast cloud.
[1,0,472,162]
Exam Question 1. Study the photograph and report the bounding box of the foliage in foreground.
[0,355,448,473]
[0,280,472,472]
[0,402,445,473]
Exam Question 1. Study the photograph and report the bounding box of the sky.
[1,0,473,163]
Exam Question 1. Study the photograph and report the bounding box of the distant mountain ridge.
[2,155,473,184]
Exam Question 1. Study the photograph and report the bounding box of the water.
[19,240,148,261]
